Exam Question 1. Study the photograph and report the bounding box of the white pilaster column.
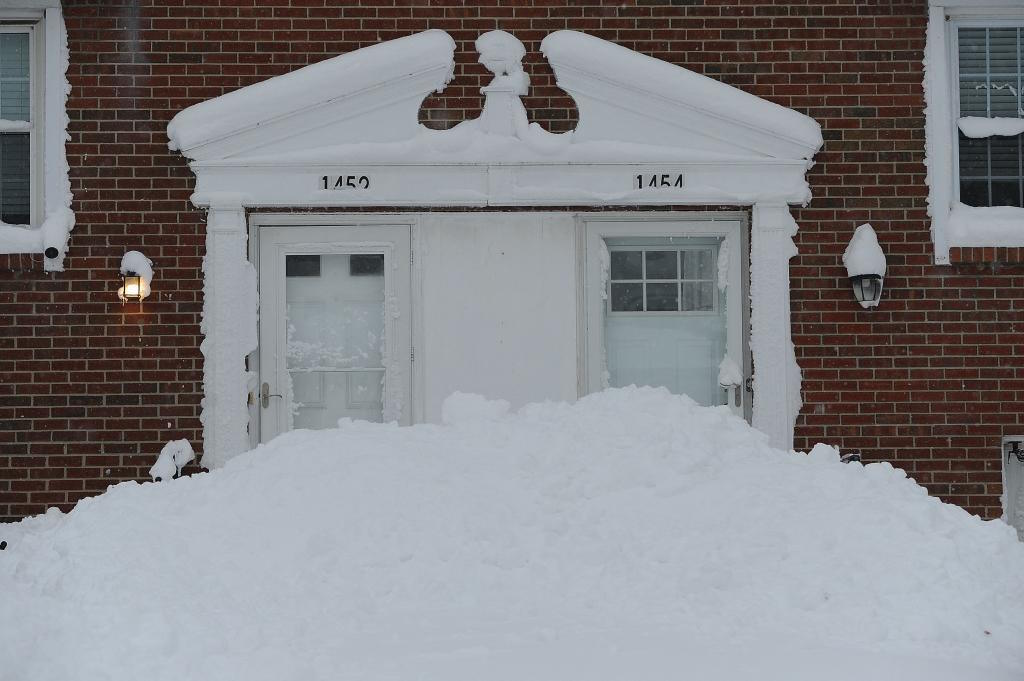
[200,197,258,468]
[750,202,802,451]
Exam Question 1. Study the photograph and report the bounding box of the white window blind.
[957,25,1024,208]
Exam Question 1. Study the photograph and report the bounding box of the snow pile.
[2,388,1023,681]
[148,439,194,482]
[958,116,1024,139]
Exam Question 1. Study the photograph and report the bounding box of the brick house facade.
[0,0,1020,522]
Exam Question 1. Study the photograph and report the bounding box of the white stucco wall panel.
[419,213,578,422]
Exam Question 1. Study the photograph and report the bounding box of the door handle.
[261,382,283,409]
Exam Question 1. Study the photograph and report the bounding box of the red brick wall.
[1,0,1015,521]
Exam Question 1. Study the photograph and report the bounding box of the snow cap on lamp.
[118,250,154,303]
[842,223,886,309]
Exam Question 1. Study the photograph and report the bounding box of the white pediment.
[168,30,822,207]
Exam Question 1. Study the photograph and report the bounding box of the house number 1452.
[320,175,370,190]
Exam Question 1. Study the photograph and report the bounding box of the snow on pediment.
[541,31,822,161]
[166,30,456,161]
[168,29,821,167]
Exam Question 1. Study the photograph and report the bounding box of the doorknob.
[261,382,283,409]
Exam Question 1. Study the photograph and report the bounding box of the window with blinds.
[0,28,31,225]
[957,25,1024,208]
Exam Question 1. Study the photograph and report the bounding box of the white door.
[258,224,412,441]
[584,218,747,417]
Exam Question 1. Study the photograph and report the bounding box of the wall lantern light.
[118,250,154,306]
[842,223,886,310]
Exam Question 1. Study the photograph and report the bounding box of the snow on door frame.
[168,29,821,464]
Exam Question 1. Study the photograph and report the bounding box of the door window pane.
[682,281,716,312]
[646,282,678,311]
[285,253,386,426]
[610,282,643,312]
[645,250,677,279]
[682,249,714,280]
[285,254,321,277]
[610,250,642,279]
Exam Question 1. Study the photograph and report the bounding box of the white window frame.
[0,22,40,226]
[0,2,73,270]
[926,1,1024,262]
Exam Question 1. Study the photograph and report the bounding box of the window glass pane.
[285,254,384,371]
[958,28,987,75]
[960,179,989,207]
[990,80,1019,117]
[645,283,678,311]
[0,80,28,122]
[958,77,989,117]
[699,281,716,311]
[681,282,716,312]
[0,33,30,122]
[990,135,1022,176]
[0,132,30,224]
[682,249,714,280]
[350,253,384,276]
[958,133,989,176]
[991,179,1022,207]
[610,283,642,312]
[988,28,1019,74]
[644,250,677,279]
[610,250,642,280]
[285,254,321,277]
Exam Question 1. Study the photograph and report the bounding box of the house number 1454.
[636,173,684,189]
[320,175,370,190]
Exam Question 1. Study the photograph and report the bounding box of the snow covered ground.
[2,387,1023,681]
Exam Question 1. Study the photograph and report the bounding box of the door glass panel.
[605,237,727,407]
[285,252,385,427]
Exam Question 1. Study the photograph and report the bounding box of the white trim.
[750,203,803,450]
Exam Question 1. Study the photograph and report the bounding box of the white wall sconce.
[842,223,886,309]
[118,250,154,305]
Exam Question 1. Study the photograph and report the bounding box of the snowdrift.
[2,388,1023,681]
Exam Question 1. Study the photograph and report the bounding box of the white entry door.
[583,217,747,417]
[258,224,412,441]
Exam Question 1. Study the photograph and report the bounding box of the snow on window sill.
[957,117,1024,139]
[946,203,1024,249]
